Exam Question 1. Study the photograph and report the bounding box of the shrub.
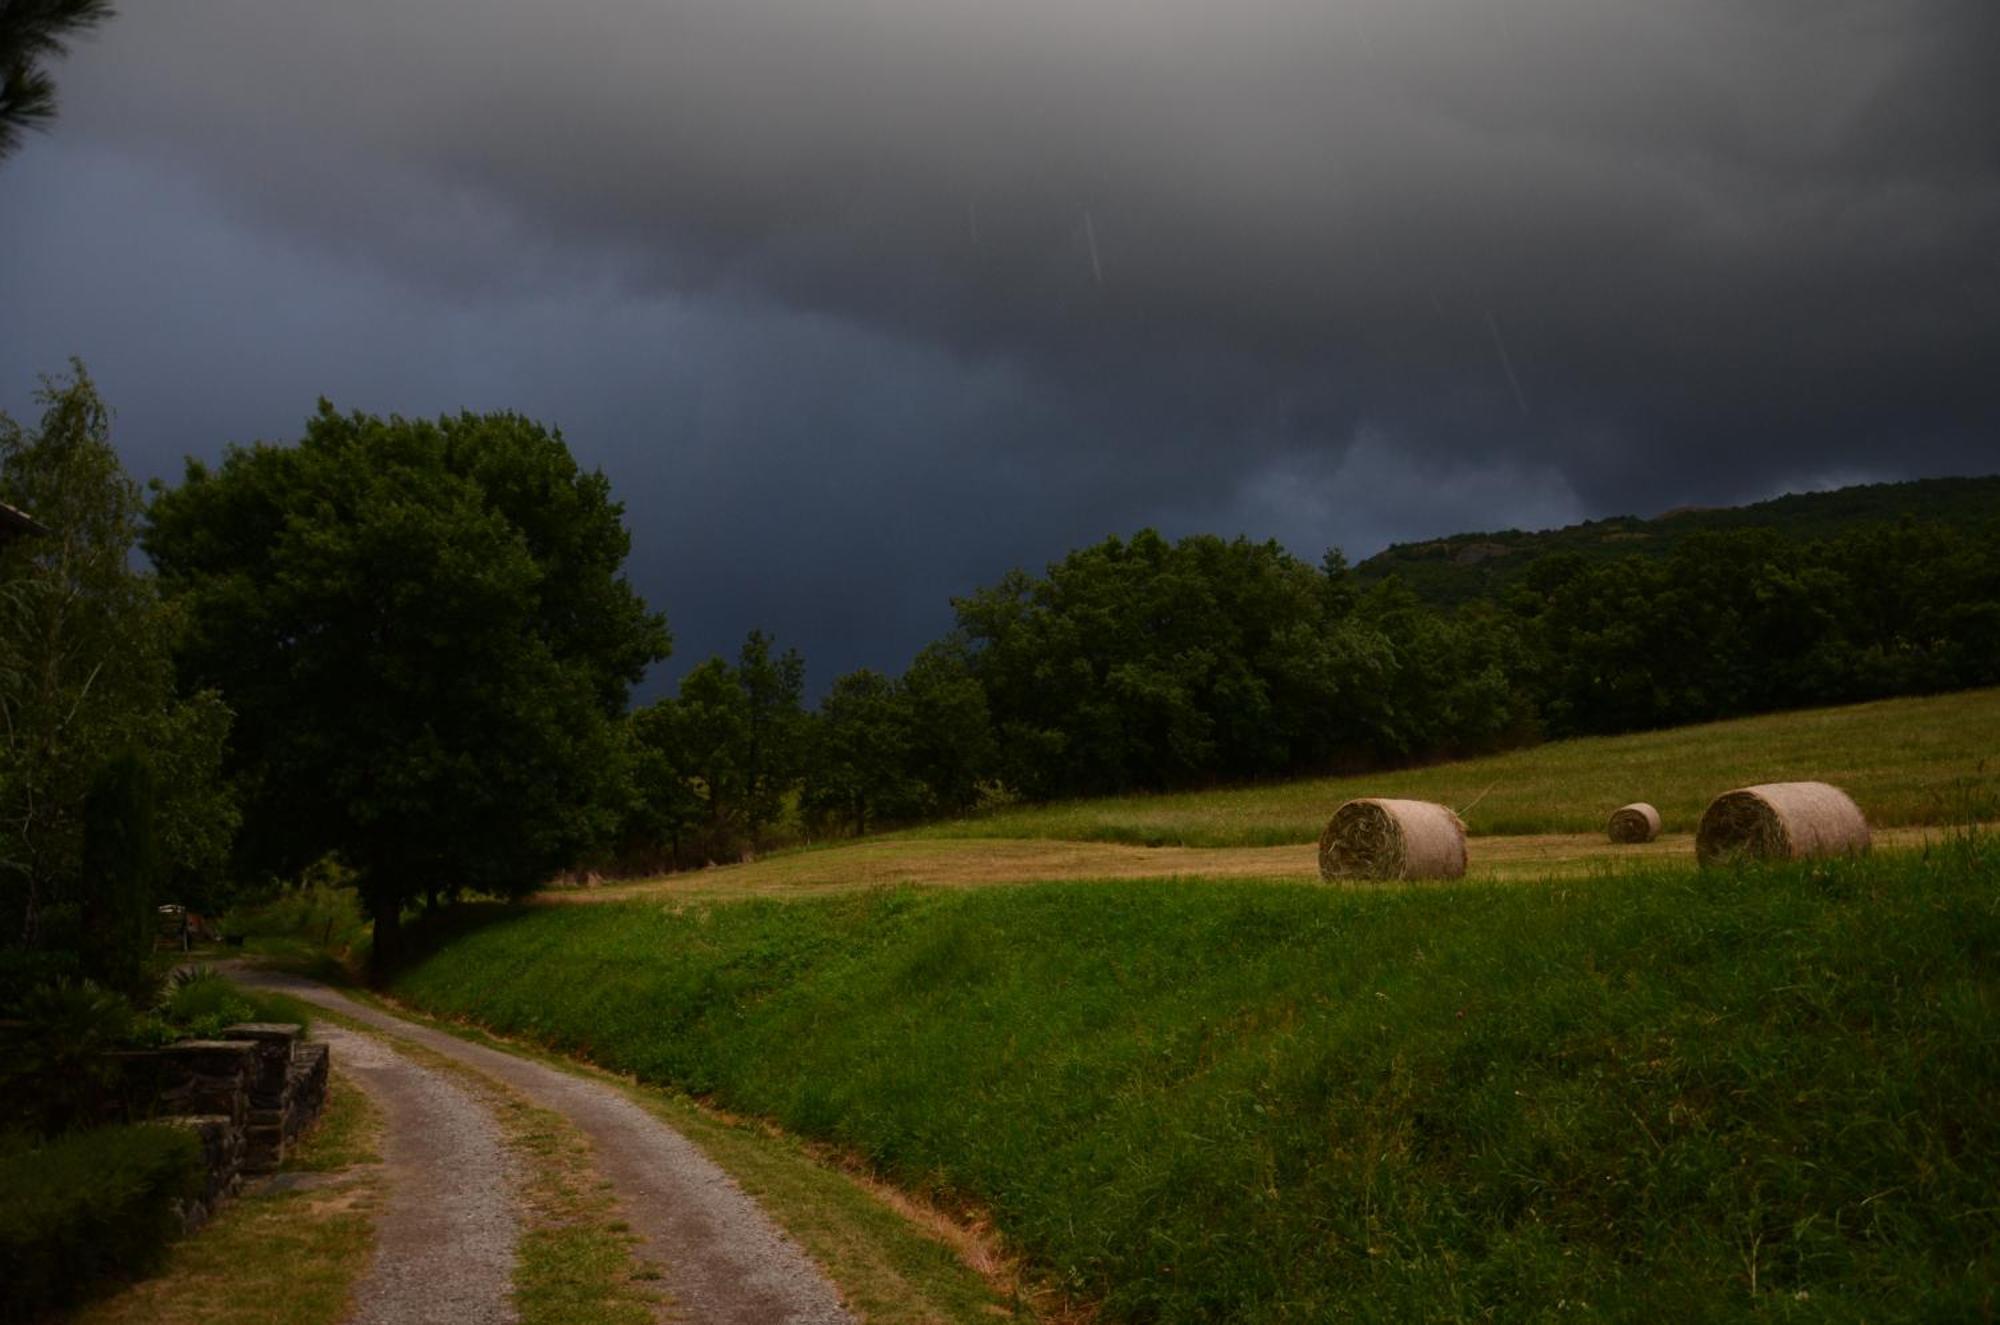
[0,978,133,1132]
[225,879,371,968]
[0,1123,203,1320]
[160,968,311,1038]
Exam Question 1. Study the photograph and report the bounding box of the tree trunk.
[369,893,404,979]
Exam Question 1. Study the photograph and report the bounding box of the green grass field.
[904,688,2000,846]
[392,838,2000,1322]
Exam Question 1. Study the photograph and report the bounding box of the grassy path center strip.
[308,1004,668,1325]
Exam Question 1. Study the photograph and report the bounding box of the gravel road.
[238,967,853,1325]
[316,1022,520,1324]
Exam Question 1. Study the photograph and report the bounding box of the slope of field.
[902,688,2000,847]
[397,844,2000,1321]
[1354,473,2000,606]
[556,823,1977,905]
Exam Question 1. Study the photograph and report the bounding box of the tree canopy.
[145,403,668,964]
[0,0,114,161]
[0,363,232,992]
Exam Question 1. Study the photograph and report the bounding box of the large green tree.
[802,668,919,836]
[614,701,706,874]
[734,630,807,846]
[641,657,750,865]
[955,531,1406,797]
[0,363,234,987]
[145,404,668,966]
[0,0,114,161]
[621,630,806,865]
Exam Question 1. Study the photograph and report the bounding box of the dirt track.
[317,1023,519,1324]
[237,968,852,1325]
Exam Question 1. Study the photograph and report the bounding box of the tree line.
[628,513,1998,870]
[5,366,1996,973]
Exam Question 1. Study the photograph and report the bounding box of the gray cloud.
[4,0,1996,686]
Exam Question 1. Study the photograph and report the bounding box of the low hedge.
[0,1123,204,1320]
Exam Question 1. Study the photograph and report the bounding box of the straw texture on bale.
[1695,781,1871,867]
[1318,798,1467,882]
[1607,802,1662,844]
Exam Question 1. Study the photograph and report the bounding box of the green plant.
[77,751,161,995]
[223,881,370,971]
[0,1123,204,1320]
[1,977,133,1131]
[145,404,669,967]
[2,363,237,964]
[157,971,310,1039]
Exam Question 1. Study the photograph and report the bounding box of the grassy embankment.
[392,839,2000,1321]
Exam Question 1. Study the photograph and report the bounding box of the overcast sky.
[3,0,1995,691]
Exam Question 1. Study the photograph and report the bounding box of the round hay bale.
[1695,781,1870,867]
[1607,802,1662,844]
[1318,798,1467,882]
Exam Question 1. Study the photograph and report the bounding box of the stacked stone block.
[286,1041,332,1144]
[154,1040,258,1129]
[218,1023,304,1173]
[98,1024,332,1227]
[162,1114,244,1232]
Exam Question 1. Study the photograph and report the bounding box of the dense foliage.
[1511,522,2000,736]
[1357,474,2000,606]
[618,631,808,867]
[392,842,2000,1321]
[145,403,668,961]
[952,533,1532,798]
[0,0,115,162]
[0,1122,203,1321]
[0,364,234,997]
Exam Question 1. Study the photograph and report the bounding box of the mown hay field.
[563,688,1999,906]
[555,822,1972,905]
[903,687,2000,846]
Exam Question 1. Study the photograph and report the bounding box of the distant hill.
[1353,474,2000,606]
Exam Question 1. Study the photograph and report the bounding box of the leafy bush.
[0,978,133,1132]
[0,1123,203,1320]
[0,947,78,1013]
[224,879,371,970]
[159,968,311,1038]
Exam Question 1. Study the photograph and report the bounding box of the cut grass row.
[390,838,2000,1321]
[900,688,2000,846]
[558,822,1975,905]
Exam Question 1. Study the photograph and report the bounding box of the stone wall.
[105,1025,331,1231]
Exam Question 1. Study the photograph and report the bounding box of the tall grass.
[901,688,2000,846]
[392,839,2000,1320]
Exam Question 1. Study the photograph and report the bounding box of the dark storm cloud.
[5,0,1997,682]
